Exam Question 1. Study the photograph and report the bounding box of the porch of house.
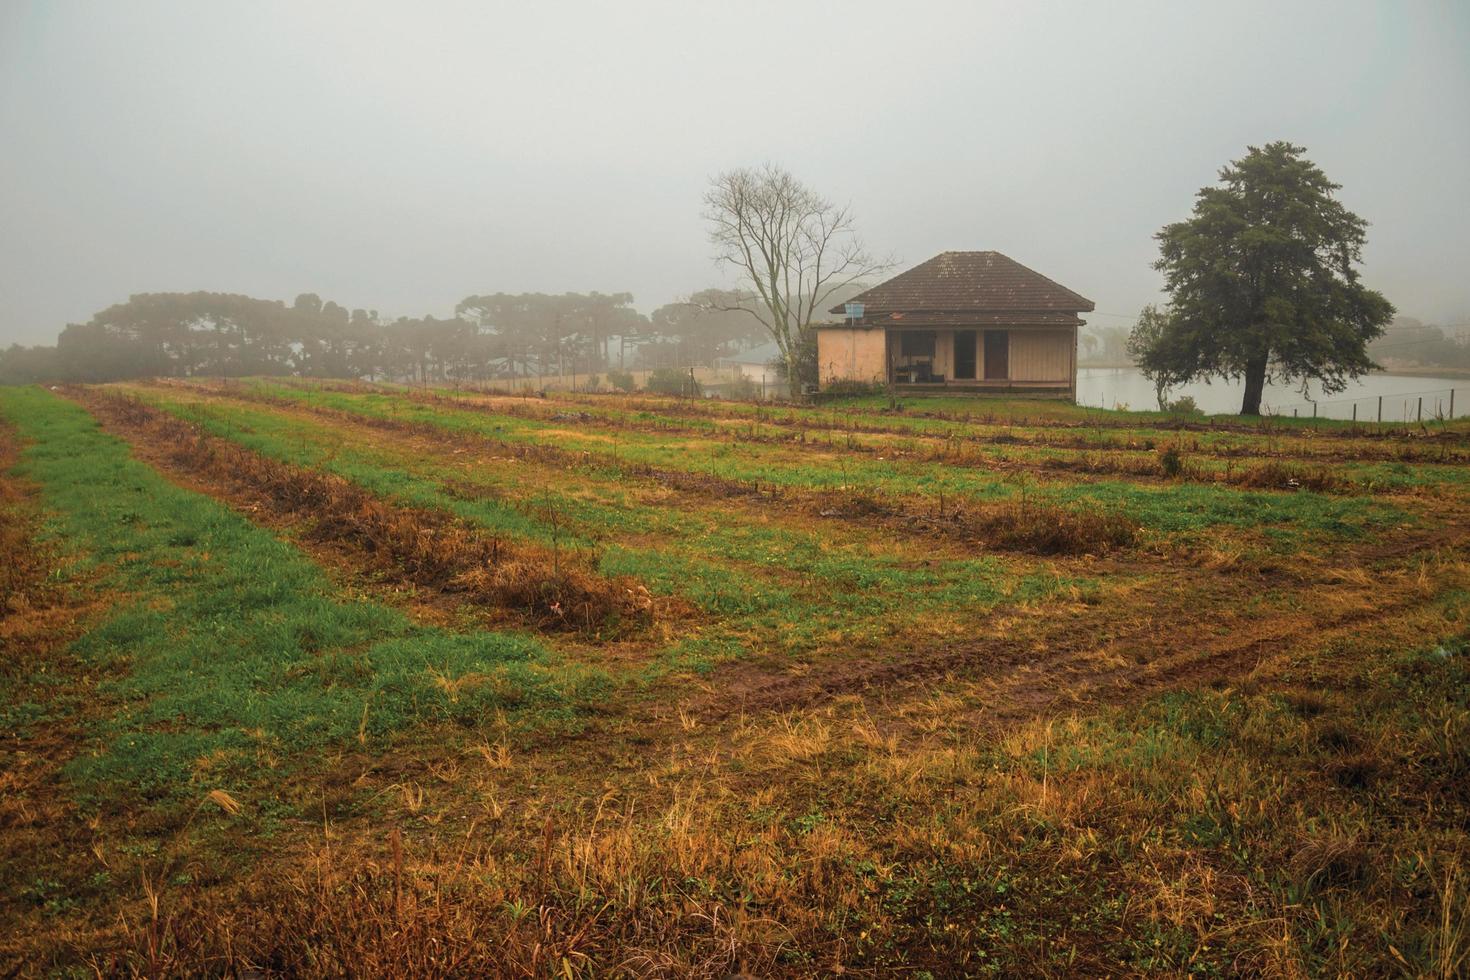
[886,326,1075,394]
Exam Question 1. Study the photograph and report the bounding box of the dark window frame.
[899,330,936,358]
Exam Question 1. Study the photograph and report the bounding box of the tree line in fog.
[0,287,807,385]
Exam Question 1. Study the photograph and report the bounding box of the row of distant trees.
[0,288,778,386]
[1084,315,1465,373]
[1366,317,1470,370]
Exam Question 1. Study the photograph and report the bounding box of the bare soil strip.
[75,389,670,637]
[146,381,1153,557]
[248,378,1441,493]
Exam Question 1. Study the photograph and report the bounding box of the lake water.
[1075,367,1466,422]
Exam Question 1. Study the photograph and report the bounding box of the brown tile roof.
[831,251,1094,315]
[817,311,1083,329]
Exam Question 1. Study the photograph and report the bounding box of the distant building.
[816,251,1093,399]
[719,339,785,387]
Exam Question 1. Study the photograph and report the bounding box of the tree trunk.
[1240,352,1269,416]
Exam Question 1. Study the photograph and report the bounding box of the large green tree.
[1142,142,1394,415]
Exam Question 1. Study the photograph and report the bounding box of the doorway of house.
[983,330,1009,380]
[954,330,977,380]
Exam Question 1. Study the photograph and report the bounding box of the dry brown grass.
[0,423,49,613]
[85,608,1470,977]
[809,487,1139,556]
[1233,459,1346,493]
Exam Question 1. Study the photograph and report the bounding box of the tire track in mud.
[683,552,1460,725]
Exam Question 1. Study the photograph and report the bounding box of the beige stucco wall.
[817,328,887,386]
[1008,328,1075,382]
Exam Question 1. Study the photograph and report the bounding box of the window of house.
[899,331,936,358]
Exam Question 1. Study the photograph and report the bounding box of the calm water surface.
[1076,368,1465,422]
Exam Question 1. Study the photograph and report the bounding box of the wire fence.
[1264,385,1462,424]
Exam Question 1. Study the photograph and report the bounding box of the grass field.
[2,379,1468,976]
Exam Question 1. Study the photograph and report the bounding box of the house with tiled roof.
[816,251,1093,398]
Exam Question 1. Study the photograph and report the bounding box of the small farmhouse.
[817,251,1094,398]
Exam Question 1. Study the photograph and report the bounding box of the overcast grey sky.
[2,0,1467,345]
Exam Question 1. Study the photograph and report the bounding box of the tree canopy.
[1137,141,1394,415]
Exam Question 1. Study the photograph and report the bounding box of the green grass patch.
[0,386,596,804]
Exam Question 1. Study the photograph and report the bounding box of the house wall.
[817,328,887,385]
[1008,328,1074,382]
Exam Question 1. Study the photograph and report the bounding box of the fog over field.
[1,0,1467,345]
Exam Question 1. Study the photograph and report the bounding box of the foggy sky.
[2,0,1467,347]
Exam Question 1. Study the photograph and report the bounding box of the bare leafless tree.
[702,164,892,388]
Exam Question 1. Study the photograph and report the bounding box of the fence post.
[1377,395,1382,424]
[1312,402,1318,419]
[1418,397,1423,423]
[1293,408,1298,418]
[1352,403,1357,422]
[1452,389,1456,419]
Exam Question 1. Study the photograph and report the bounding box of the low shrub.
[645,368,701,397]
[1159,445,1184,478]
[1165,395,1204,416]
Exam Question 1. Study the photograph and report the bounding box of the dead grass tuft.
[965,498,1140,555]
[809,488,1138,556]
[1288,830,1372,889]
[1326,753,1380,790]
[1235,460,1344,493]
